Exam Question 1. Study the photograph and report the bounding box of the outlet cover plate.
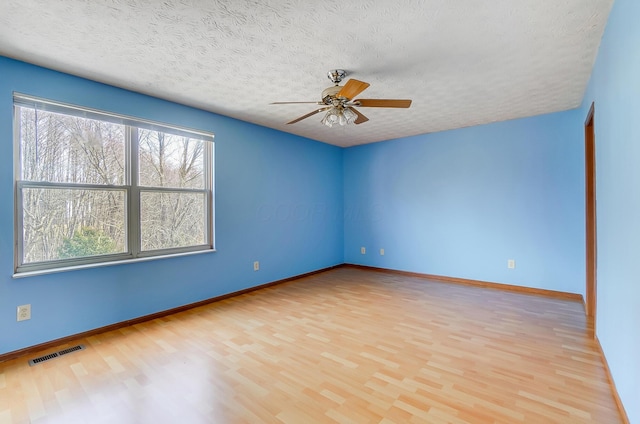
[17,304,31,321]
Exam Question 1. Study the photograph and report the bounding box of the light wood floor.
[0,267,622,423]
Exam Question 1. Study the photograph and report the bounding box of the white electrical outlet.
[253,261,259,271]
[360,247,366,254]
[508,259,516,269]
[380,248,385,256]
[17,304,31,321]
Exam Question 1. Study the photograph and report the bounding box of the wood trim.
[585,102,597,321]
[344,264,584,302]
[0,265,342,364]
[585,101,595,126]
[595,336,630,424]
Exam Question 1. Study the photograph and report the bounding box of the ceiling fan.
[271,69,412,127]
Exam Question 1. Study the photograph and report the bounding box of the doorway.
[585,102,597,330]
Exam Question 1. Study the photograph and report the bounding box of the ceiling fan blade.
[351,108,369,125]
[286,107,331,124]
[271,101,322,105]
[355,99,412,108]
[337,79,370,100]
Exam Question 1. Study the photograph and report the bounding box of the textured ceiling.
[0,0,613,147]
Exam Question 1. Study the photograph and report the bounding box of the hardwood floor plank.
[0,267,624,423]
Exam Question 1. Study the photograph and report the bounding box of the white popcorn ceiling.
[0,0,613,147]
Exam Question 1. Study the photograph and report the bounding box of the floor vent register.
[28,344,86,366]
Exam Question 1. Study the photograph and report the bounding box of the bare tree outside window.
[138,129,204,188]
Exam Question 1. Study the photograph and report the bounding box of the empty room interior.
[0,0,638,423]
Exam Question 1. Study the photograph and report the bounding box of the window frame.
[13,93,215,276]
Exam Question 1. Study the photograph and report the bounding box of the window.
[14,94,214,275]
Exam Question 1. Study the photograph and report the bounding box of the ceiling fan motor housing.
[322,85,343,105]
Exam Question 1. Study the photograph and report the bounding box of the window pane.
[140,191,206,251]
[21,187,127,263]
[19,107,125,185]
[138,129,204,188]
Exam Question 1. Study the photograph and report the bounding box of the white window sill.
[12,249,216,279]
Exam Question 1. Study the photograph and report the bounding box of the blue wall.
[0,57,344,355]
[344,110,585,295]
[582,0,640,420]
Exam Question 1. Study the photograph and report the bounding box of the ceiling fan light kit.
[272,69,412,128]
[321,106,358,128]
